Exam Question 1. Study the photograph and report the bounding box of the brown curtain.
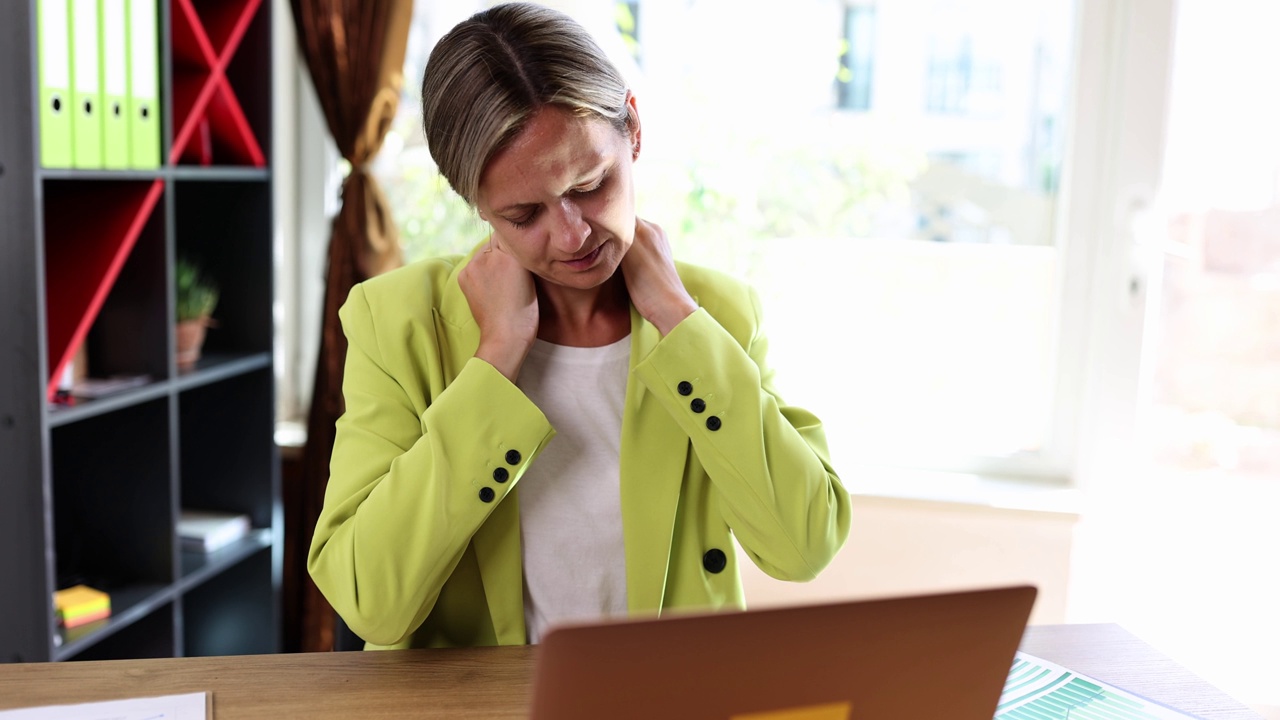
[284,0,413,653]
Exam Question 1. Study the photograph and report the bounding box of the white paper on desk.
[997,652,1198,719]
[0,692,206,720]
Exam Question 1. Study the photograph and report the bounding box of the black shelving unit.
[0,0,279,663]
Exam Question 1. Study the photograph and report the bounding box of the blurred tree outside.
[378,98,925,283]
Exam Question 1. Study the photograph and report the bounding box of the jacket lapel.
[619,305,689,614]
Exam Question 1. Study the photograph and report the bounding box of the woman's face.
[475,99,640,292]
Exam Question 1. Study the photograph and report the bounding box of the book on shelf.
[72,374,152,400]
[53,584,111,628]
[178,509,252,553]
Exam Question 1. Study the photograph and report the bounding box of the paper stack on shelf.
[179,509,251,553]
[72,374,151,399]
[53,585,111,628]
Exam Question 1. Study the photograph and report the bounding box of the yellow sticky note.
[732,701,852,720]
[54,584,110,613]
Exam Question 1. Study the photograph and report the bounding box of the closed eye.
[571,173,607,196]
[500,172,607,229]
[505,207,539,229]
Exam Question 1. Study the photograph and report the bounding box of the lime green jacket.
[308,247,851,649]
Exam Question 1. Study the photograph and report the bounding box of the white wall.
[739,494,1076,626]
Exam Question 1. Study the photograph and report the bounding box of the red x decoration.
[170,0,265,167]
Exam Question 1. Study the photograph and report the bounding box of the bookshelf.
[0,0,280,662]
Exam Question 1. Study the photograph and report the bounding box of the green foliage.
[633,116,925,282]
[175,257,219,322]
[615,2,639,61]
[383,146,487,263]
[381,88,923,277]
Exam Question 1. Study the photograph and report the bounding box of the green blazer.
[309,245,851,649]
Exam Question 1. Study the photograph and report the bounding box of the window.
[924,34,972,114]
[836,4,876,111]
[355,0,1127,486]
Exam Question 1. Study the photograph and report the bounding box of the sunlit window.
[372,0,1078,478]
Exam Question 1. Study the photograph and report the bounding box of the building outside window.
[924,33,971,114]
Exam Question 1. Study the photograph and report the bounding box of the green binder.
[70,0,103,168]
[126,0,160,168]
[100,0,129,169]
[37,0,74,168]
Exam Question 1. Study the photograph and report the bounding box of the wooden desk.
[0,624,1260,719]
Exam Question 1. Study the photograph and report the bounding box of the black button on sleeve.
[706,416,722,431]
[677,381,693,396]
[703,549,727,574]
[690,398,706,414]
[505,449,522,465]
[492,467,509,483]
[479,487,496,503]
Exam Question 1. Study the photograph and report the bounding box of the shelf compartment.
[43,180,166,400]
[173,181,273,357]
[52,398,174,598]
[174,351,271,390]
[48,379,171,428]
[55,586,173,660]
[180,528,273,586]
[81,194,170,377]
[179,369,277,530]
[61,598,176,661]
[182,547,276,656]
[169,0,265,167]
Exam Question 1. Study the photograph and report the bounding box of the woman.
[309,2,850,649]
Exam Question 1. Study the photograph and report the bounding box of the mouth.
[563,242,604,269]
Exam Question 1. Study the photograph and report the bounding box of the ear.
[625,90,642,160]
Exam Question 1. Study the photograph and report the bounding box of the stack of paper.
[997,652,1197,719]
[53,585,110,628]
[72,374,151,399]
[0,691,207,720]
[178,509,251,553]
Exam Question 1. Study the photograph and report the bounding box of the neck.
[536,273,631,347]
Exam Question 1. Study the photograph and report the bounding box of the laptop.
[529,585,1037,720]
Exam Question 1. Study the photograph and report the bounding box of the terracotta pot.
[176,317,210,371]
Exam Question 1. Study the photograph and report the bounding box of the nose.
[549,198,591,254]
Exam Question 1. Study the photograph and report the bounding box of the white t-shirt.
[516,334,631,644]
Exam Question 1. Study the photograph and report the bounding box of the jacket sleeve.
[632,289,851,581]
[307,283,554,645]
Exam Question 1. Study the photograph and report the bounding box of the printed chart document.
[997,652,1198,719]
[0,692,207,720]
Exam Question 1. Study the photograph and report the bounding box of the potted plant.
[175,257,219,371]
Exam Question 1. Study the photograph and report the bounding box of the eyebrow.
[491,161,610,216]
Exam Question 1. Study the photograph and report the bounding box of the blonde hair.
[420,2,632,205]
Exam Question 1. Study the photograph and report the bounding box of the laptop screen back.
[530,585,1037,720]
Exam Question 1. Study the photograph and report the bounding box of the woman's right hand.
[459,237,539,382]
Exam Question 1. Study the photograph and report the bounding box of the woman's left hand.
[621,218,697,336]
